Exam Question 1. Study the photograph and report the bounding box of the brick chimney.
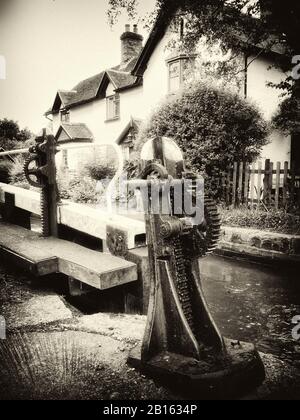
[120,24,143,64]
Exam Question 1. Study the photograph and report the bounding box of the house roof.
[132,10,171,77]
[56,123,94,143]
[47,6,287,116]
[131,7,288,77]
[47,58,141,115]
[116,118,143,145]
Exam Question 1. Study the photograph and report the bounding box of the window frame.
[106,94,120,121]
[60,110,70,123]
[168,60,182,93]
[167,55,193,94]
[62,149,69,169]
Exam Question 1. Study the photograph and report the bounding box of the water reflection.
[200,256,300,364]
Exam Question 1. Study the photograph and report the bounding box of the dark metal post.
[24,129,58,237]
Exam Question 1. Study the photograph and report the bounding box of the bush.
[220,207,300,235]
[138,81,269,198]
[57,175,98,204]
[85,162,116,181]
[272,96,300,134]
[0,160,12,183]
[9,156,28,187]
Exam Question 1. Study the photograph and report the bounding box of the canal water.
[200,255,300,365]
[5,215,300,365]
[65,251,300,364]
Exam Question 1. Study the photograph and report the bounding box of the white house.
[46,12,298,172]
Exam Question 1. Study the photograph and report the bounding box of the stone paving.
[0,257,300,400]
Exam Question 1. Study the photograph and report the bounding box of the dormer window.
[167,55,191,93]
[106,94,120,121]
[170,16,186,39]
[61,110,70,123]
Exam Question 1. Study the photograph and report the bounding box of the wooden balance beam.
[0,222,137,290]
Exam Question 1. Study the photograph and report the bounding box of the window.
[168,57,191,93]
[169,61,181,93]
[61,110,70,123]
[62,150,69,169]
[106,95,120,121]
[122,146,131,160]
[170,16,186,39]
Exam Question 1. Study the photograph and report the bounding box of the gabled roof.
[56,123,94,144]
[47,58,141,115]
[50,90,78,114]
[116,117,142,145]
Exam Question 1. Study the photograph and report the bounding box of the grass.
[0,333,100,400]
[219,207,300,235]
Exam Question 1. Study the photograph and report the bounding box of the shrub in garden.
[57,175,98,204]
[85,162,116,181]
[137,81,269,199]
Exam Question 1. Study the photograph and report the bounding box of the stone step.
[0,222,137,290]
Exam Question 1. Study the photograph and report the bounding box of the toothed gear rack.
[24,129,58,237]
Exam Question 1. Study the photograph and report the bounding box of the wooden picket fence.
[217,160,300,210]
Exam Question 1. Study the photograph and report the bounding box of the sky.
[0,0,155,133]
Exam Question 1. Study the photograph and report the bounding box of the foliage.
[107,0,300,130]
[107,0,298,80]
[0,119,32,150]
[8,156,29,188]
[272,96,300,134]
[85,162,116,181]
[0,160,12,183]
[123,159,141,180]
[220,207,300,235]
[57,174,98,204]
[0,119,33,185]
[137,81,268,197]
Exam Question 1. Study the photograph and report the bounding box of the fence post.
[257,161,262,210]
[290,162,296,210]
[232,162,238,207]
[226,165,231,206]
[283,161,289,209]
[244,163,250,205]
[263,159,271,206]
[238,162,243,205]
[250,163,255,209]
[274,162,281,210]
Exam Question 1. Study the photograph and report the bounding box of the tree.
[137,81,269,198]
[0,119,32,151]
[108,0,300,130]
[0,119,32,183]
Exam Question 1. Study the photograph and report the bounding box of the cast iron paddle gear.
[128,137,265,398]
[24,129,58,237]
